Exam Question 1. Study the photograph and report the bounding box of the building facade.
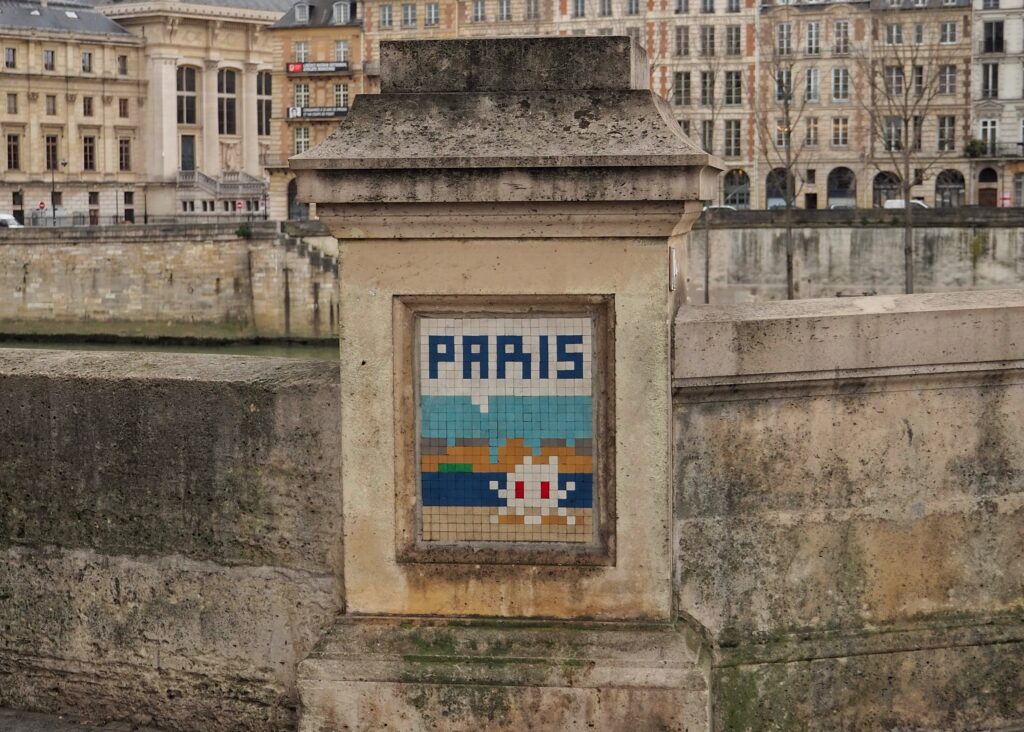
[0,0,145,224]
[266,0,367,220]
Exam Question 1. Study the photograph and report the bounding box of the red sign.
[236,200,244,211]
[38,201,46,210]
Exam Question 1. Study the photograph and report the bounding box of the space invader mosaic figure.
[489,455,577,525]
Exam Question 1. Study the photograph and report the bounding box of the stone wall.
[673,290,1024,729]
[0,224,338,341]
[687,218,1024,304]
[0,350,342,731]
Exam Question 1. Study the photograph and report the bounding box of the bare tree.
[752,5,813,300]
[852,6,963,293]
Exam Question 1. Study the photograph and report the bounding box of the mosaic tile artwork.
[418,316,595,543]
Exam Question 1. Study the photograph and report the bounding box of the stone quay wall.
[1,291,1022,730]
[0,223,338,341]
[686,210,1024,304]
[0,350,342,730]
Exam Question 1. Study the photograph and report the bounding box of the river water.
[0,339,340,361]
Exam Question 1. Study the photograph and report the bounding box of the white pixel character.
[489,455,576,525]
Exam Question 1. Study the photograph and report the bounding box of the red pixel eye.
[515,481,525,499]
[540,481,550,499]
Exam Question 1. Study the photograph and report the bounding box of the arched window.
[978,167,998,183]
[766,167,795,208]
[217,69,237,135]
[257,71,272,137]
[176,66,198,125]
[332,1,351,23]
[294,2,310,22]
[934,169,965,208]
[723,169,750,208]
[872,171,900,207]
[826,167,856,208]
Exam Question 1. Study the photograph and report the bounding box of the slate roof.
[96,0,294,11]
[0,0,133,34]
[271,0,358,29]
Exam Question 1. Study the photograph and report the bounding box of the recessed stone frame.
[394,295,616,566]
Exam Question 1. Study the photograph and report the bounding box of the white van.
[0,213,24,228]
[883,199,929,209]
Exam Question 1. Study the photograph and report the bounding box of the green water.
[0,338,340,361]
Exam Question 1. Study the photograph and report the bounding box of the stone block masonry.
[0,224,338,341]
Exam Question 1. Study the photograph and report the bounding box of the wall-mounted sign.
[288,106,349,119]
[286,61,349,74]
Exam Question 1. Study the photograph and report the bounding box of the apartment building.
[0,0,145,224]
[267,0,367,219]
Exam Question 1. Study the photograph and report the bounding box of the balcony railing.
[969,142,1024,158]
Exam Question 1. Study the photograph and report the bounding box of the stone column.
[291,37,721,731]
[202,60,220,176]
[242,62,260,176]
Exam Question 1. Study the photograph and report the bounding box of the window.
[573,0,585,16]
[402,3,417,25]
[912,65,924,96]
[834,20,850,54]
[982,63,999,98]
[776,22,791,55]
[805,117,819,146]
[701,0,713,12]
[914,23,923,45]
[295,2,310,21]
[45,134,58,170]
[701,119,713,152]
[83,136,96,171]
[335,40,349,64]
[673,71,691,105]
[380,4,393,26]
[601,0,613,14]
[806,169,815,184]
[806,21,819,55]
[727,0,739,11]
[886,24,903,45]
[118,97,129,118]
[775,68,792,101]
[832,117,848,146]
[775,119,789,148]
[628,0,640,14]
[701,70,715,105]
[724,120,741,157]
[119,138,131,171]
[725,70,742,104]
[883,117,902,151]
[4,47,15,69]
[527,0,540,17]
[52,191,62,208]
[294,41,310,61]
[982,0,999,7]
[805,67,819,102]
[680,120,691,136]
[913,116,923,151]
[675,0,688,12]
[83,96,94,117]
[938,64,956,94]
[885,66,904,95]
[675,26,689,55]
[832,67,849,101]
[332,1,351,23]
[472,0,485,20]
[499,0,511,19]
[88,192,100,207]
[981,119,997,154]
[6,93,15,114]
[939,22,956,44]
[6,134,19,170]
[426,2,440,24]
[294,82,310,108]
[117,55,128,75]
[335,83,349,108]
[217,69,237,135]
[294,126,310,155]
[177,67,197,124]
[257,71,272,136]
[701,26,715,55]
[82,51,93,72]
[726,25,741,55]
[45,94,56,115]
[43,49,55,70]
[983,22,1004,53]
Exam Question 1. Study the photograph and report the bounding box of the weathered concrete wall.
[0,350,342,731]
[0,224,338,341]
[673,290,1024,729]
[687,223,1024,304]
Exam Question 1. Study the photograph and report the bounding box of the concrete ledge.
[675,290,1024,384]
[297,617,708,731]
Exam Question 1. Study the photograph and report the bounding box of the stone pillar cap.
[290,36,717,172]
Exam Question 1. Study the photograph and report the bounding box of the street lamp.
[51,159,67,226]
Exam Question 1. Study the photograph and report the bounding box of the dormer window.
[332,1,351,22]
[295,2,310,22]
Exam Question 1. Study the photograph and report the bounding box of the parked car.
[0,213,24,228]
[702,204,737,212]
[829,203,855,210]
[883,199,929,209]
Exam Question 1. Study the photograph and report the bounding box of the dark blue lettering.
[428,335,455,379]
[538,335,550,379]
[556,335,584,379]
[462,335,489,379]
[496,335,531,379]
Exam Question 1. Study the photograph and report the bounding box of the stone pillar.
[292,37,721,731]
[241,62,260,176]
[202,60,220,176]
